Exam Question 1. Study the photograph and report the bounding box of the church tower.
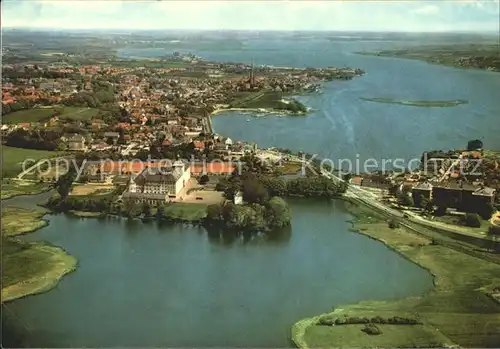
[250,59,255,87]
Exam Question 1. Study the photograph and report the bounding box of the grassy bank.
[1,206,78,303]
[1,179,51,200]
[292,202,500,348]
[358,45,500,72]
[1,207,50,236]
[68,210,105,218]
[161,202,208,221]
[360,97,468,108]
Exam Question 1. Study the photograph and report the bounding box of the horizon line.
[3,27,499,34]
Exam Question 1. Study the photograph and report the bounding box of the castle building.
[123,160,190,206]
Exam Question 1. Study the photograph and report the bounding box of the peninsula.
[359,44,500,72]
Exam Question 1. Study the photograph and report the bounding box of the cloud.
[1,0,498,32]
[412,5,440,15]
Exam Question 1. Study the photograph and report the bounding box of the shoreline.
[4,193,498,346]
[291,200,500,348]
[210,107,306,116]
[2,242,77,303]
[2,207,51,237]
[68,210,106,218]
[1,183,52,201]
[356,51,499,73]
[1,207,78,303]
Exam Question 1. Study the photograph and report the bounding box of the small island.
[360,97,468,108]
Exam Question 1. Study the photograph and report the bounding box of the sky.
[2,0,499,32]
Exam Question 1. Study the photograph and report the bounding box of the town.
[1,50,363,211]
[1,51,498,230]
[1,22,500,349]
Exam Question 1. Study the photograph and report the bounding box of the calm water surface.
[3,199,432,347]
[119,38,500,164]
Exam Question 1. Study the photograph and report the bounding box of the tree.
[463,213,481,228]
[215,176,240,201]
[241,154,267,175]
[242,178,269,204]
[199,174,210,185]
[262,177,287,197]
[206,203,224,222]
[156,204,166,220]
[467,139,483,151]
[388,219,400,229]
[123,200,139,218]
[362,324,382,335]
[55,169,76,200]
[141,202,152,217]
[265,197,291,230]
[398,193,414,207]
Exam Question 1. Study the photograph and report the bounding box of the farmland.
[1,145,66,177]
[3,106,104,124]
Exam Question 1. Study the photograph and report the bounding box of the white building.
[234,191,243,205]
[125,161,191,205]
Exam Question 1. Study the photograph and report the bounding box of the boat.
[246,119,251,122]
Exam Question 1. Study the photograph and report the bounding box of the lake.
[2,199,432,347]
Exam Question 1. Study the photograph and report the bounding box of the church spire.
[250,58,255,87]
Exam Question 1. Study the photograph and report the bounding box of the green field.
[3,106,102,124]
[1,205,77,302]
[1,179,50,200]
[1,145,66,178]
[58,107,102,121]
[161,203,208,221]
[360,97,468,108]
[1,207,50,236]
[304,322,450,348]
[293,202,500,348]
[3,108,58,124]
[1,238,77,302]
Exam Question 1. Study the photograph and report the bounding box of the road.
[316,166,499,263]
[120,142,138,157]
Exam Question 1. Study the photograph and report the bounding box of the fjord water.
[119,36,500,164]
[3,199,432,347]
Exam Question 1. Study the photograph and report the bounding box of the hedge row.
[318,315,421,326]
